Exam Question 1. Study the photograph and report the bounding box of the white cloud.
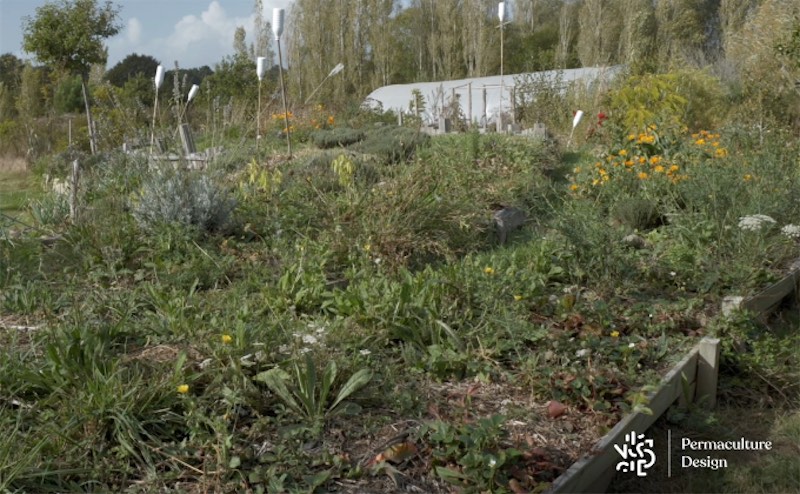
[108,0,294,69]
[127,18,142,45]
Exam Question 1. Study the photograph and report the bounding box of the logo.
[614,431,656,477]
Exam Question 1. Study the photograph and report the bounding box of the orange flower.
[638,172,648,180]
[327,115,335,125]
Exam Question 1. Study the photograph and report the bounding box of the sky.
[0,0,294,69]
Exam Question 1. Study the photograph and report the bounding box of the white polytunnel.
[362,66,622,126]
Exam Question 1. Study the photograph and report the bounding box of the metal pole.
[482,87,487,131]
[304,74,331,106]
[257,80,262,151]
[149,94,159,157]
[498,19,505,133]
[276,38,292,158]
[468,83,473,128]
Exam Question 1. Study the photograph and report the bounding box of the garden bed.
[1,116,799,493]
[549,338,720,494]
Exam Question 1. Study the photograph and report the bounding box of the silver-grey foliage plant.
[132,168,236,233]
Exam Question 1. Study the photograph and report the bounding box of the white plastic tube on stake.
[150,65,165,157]
[272,8,284,41]
[304,63,345,105]
[568,110,584,147]
[154,65,165,90]
[498,2,505,22]
[572,110,584,129]
[329,63,344,78]
[256,57,266,147]
[187,84,200,103]
[256,57,266,81]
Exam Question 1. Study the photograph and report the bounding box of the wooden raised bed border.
[740,269,800,316]
[547,337,720,494]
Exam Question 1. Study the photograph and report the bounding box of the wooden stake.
[696,337,720,408]
[70,159,79,223]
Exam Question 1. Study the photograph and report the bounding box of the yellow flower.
[484,267,495,275]
[743,174,753,182]
[618,149,628,157]
[610,330,620,338]
[624,160,634,167]
[569,184,580,192]
[328,115,335,125]
[592,178,600,186]
[669,165,680,173]
[695,138,706,145]
[628,134,636,141]
[221,334,233,344]
[649,155,662,165]
[654,165,665,173]
[177,384,189,394]
[514,295,523,301]
[715,148,728,158]
[638,172,649,180]
[638,156,646,164]
[648,124,657,130]
[363,243,372,252]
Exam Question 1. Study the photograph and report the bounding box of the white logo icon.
[614,431,656,477]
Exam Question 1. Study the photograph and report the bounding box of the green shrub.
[606,69,727,134]
[132,168,236,234]
[310,127,365,149]
[354,127,429,164]
[611,197,664,231]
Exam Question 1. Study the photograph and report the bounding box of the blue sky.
[0,0,293,69]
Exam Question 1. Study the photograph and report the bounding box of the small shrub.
[132,168,236,234]
[611,197,664,231]
[354,127,429,164]
[310,127,365,149]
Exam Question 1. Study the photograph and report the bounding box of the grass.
[0,170,40,219]
[0,105,798,493]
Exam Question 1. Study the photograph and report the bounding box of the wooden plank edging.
[741,269,800,315]
[547,337,720,494]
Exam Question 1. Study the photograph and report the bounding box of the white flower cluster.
[738,214,776,232]
[278,321,328,355]
[781,224,800,239]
